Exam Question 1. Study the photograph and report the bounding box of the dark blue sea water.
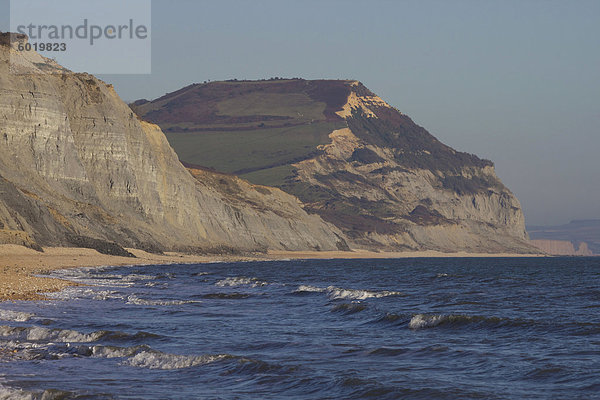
[1,257,599,399]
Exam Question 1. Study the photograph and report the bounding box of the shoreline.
[1,245,548,302]
[0,245,255,302]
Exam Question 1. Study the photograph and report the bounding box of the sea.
[1,257,599,399]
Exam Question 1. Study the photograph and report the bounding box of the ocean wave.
[368,346,409,356]
[0,383,37,400]
[370,313,410,326]
[45,286,127,301]
[33,342,292,374]
[144,282,169,288]
[126,295,201,306]
[0,383,115,400]
[124,350,231,370]
[293,285,403,300]
[2,342,185,366]
[334,376,402,399]
[0,325,106,343]
[0,310,34,322]
[326,286,404,300]
[44,268,157,290]
[122,274,156,281]
[0,340,55,362]
[45,268,135,288]
[87,344,151,358]
[215,277,268,288]
[293,285,326,293]
[1,338,231,374]
[92,290,126,301]
[60,343,153,360]
[201,293,251,299]
[230,357,299,375]
[0,325,160,344]
[408,314,446,329]
[524,365,567,380]
[331,303,367,314]
[408,313,534,330]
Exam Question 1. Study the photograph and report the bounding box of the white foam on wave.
[0,325,105,343]
[1,340,48,350]
[144,282,169,288]
[0,383,35,400]
[126,295,201,306]
[408,314,446,329]
[89,344,149,358]
[124,350,230,370]
[92,290,126,301]
[45,267,158,289]
[294,285,326,293]
[294,285,402,300]
[0,310,34,322]
[46,267,124,284]
[0,383,75,400]
[121,274,156,282]
[215,277,268,288]
[44,287,127,301]
[0,340,226,372]
[326,286,403,300]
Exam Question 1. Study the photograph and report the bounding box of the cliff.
[0,33,347,254]
[528,219,600,255]
[133,79,536,253]
[530,240,593,256]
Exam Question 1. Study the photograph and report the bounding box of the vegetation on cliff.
[132,79,535,253]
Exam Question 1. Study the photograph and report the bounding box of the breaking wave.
[45,286,129,301]
[44,268,158,291]
[0,383,68,400]
[294,285,403,300]
[215,277,268,288]
[293,285,326,294]
[326,286,404,300]
[124,350,231,370]
[0,325,160,344]
[0,309,34,322]
[126,295,201,306]
[0,325,107,343]
[408,314,446,329]
[1,339,231,372]
[408,313,535,330]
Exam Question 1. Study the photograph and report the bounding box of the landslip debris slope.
[133,78,536,253]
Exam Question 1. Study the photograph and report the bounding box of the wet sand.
[0,245,248,301]
[1,245,544,301]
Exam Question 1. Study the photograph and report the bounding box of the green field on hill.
[165,120,345,185]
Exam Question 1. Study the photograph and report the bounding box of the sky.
[1,0,599,226]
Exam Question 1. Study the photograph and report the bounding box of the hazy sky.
[2,0,599,226]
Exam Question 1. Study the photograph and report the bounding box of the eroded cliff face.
[132,78,535,253]
[290,82,531,252]
[0,33,347,253]
[530,240,593,256]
